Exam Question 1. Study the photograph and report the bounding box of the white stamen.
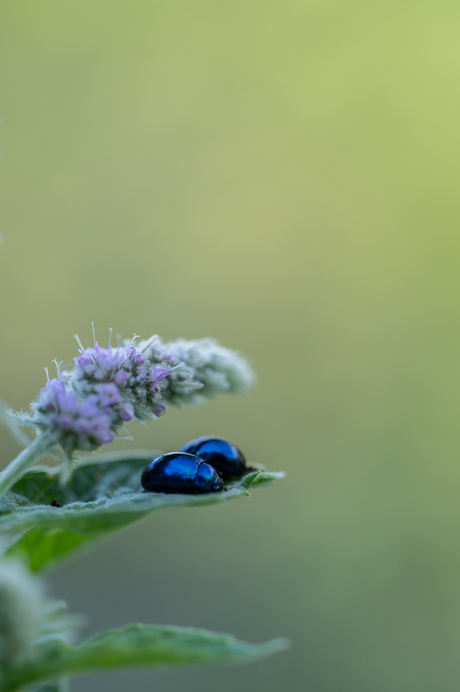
[130,333,140,345]
[73,334,84,351]
[52,359,63,379]
[116,334,122,348]
[169,362,185,372]
[92,321,97,345]
[108,327,113,348]
[44,367,50,381]
[139,334,158,353]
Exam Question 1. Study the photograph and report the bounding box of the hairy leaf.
[0,450,284,571]
[0,625,288,692]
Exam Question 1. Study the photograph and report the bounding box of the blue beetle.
[141,452,226,494]
[181,436,252,481]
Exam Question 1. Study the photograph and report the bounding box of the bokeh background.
[2,1,460,690]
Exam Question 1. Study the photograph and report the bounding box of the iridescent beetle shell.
[181,436,251,481]
[141,452,226,494]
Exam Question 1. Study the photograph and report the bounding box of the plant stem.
[0,435,51,498]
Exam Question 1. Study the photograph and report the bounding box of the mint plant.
[0,329,287,692]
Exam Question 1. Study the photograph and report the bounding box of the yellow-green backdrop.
[2,1,460,690]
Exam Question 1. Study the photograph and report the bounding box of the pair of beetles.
[141,436,253,495]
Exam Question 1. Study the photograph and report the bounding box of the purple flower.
[74,343,134,380]
[30,329,254,468]
[74,419,89,433]
[78,395,102,418]
[58,415,73,429]
[32,378,115,452]
[39,378,68,405]
[151,365,170,381]
[99,383,122,407]
[72,341,168,423]
[114,371,129,385]
[152,402,166,417]
[119,403,134,422]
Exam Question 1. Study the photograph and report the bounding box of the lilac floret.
[32,378,115,452]
[151,365,170,381]
[72,341,168,422]
[119,403,134,422]
[114,371,129,385]
[78,395,102,418]
[58,415,73,429]
[74,343,130,378]
[152,402,166,417]
[99,383,123,407]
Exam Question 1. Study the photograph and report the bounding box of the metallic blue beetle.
[181,436,251,481]
[141,452,226,494]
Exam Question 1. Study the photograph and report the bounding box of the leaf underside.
[0,624,289,692]
[0,450,285,571]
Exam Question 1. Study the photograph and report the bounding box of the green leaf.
[0,450,285,571]
[27,680,68,692]
[1,625,288,692]
[6,529,87,572]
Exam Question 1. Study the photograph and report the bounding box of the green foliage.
[0,447,287,691]
[5,529,86,573]
[0,450,284,571]
[28,682,67,692]
[0,624,288,692]
[0,442,286,690]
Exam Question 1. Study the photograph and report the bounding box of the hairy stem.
[0,435,51,498]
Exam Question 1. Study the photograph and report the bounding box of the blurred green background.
[2,0,460,690]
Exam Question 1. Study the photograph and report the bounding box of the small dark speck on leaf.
[51,498,61,508]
